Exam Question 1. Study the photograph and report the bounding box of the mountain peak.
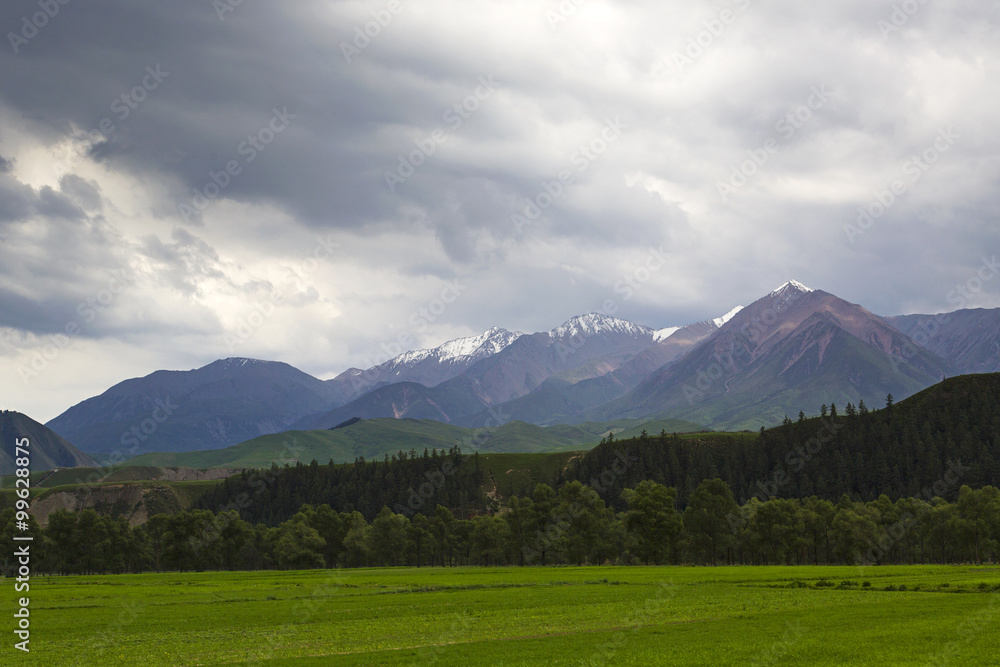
[550,313,652,339]
[433,327,523,361]
[393,327,523,366]
[770,280,813,296]
[204,358,270,372]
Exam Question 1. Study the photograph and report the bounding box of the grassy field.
[6,565,1000,666]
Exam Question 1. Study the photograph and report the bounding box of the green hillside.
[124,416,708,469]
[566,373,1000,509]
[124,419,472,468]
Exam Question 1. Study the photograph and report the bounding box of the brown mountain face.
[456,318,722,426]
[586,283,958,429]
[0,411,96,475]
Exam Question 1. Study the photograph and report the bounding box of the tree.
[800,497,835,564]
[275,521,326,569]
[431,505,457,566]
[622,481,682,564]
[341,511,371,567]
[407,513,433,567]
[73,509,104,574]
[557,481,615,565]
[749,499,806,565]
[370,506,409,566]
[502,496,533,565]
[471,515,509,566]
[215,510,252,571]
[683,479,738,565]
[43,509,77,575]
[830,496,880,565]
[954,485,1000,564]
[307,504,345,568]
[525,484,558,565]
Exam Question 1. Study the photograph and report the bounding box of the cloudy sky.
[1,0,998,421]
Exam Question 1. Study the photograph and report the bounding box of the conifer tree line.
[3,479,998,575]
[564,382,1000,510]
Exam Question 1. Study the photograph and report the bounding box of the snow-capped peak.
[550,313,652,339]
[712,305,744,328]
[390,327,523,366]
[653,326,681,342]
[434,327,522,361]
[771,280,813,296]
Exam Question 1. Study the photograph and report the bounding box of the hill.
[123,416,707,469]
[0,410,96,475]
[566,373,1000,510]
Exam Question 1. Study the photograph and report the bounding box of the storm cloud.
[1,0,998,420]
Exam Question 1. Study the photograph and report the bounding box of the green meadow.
[6,565,1000,666]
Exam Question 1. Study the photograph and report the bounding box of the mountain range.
[41,281,1000,455]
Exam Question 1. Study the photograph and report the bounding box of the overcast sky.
[1,0,998,421]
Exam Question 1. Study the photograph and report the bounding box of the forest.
[191,376,1000,526]
[5,478,998,575]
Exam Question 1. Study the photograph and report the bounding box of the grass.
[6,565,999,665]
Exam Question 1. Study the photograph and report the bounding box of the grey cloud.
[1,0,999,419]
[139,228,225,296]
[58,174,103,212]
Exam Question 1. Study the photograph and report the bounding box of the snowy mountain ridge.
[392,327,524,365]
[549,313,654,340]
